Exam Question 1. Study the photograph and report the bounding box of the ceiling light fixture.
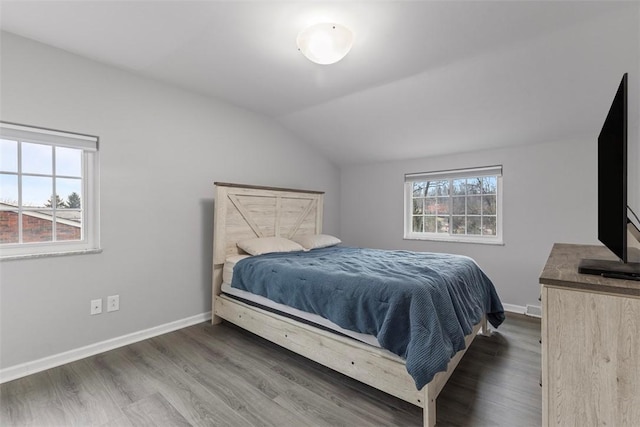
[296,23,354,65]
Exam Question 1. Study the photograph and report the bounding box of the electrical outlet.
[107,295,119,312]
[90,298,102,315]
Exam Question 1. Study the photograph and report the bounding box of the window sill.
[404,235,504,246]
[0,248,103,261]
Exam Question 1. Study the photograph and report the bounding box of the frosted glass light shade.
[296,23,354,65]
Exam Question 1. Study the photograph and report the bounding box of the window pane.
[412,215,424,232]
[22,142,52,175]
[413,198,423,214]
[452,196,465,215]
[0,208,19,243]
[452,216,466,234]
[436,181,449,196]
[467,195,481,215]
[0,139,18,172]
[425,198,436,214]
[56,147,82,177]
[483,195,496,215]
[437,216,450,233]
[452,179,466,196]
[483,176,497,194]
[426,180,448,197]
[0,174,18,205]
[466,178,482,195]
[22,176,52,207]
[56,216,82,241]
[483,216,497,236]
[412,182,426,197]
[22,211,53,242]
[424,216,436,233]
[436,197,450,214]
[467,216,481,235]
[56,178,82,209]
[425,182,437,197]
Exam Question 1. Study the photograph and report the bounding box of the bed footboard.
[214,294,482,426]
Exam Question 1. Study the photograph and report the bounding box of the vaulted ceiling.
[1,1,638,165]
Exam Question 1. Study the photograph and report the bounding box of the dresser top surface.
[540,243,640,297]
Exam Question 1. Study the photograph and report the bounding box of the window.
[404,165,503,244]
[0,122,100,259]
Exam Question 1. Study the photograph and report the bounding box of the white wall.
[0,33,340,369]
[340,138,601,309]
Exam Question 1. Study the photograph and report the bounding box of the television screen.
[598,73,627,262]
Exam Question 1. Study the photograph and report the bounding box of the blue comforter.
[231,246,504,389]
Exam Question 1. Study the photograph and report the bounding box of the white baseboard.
[502,303,542,318]
[1,302,539,384]
[502,303,526,314]
[0,311,211,384]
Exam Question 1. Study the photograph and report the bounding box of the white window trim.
[404,165,504,245]
[0,122,100,260]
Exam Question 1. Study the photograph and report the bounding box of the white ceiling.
[1,1,638,165]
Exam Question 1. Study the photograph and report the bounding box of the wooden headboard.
[211,182,324,317]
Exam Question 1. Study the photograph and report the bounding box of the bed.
[211,182,504,426]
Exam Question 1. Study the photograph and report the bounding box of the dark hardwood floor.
[1,313,541,426]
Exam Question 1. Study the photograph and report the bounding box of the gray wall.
[340,138,602,308]
[339,6,640,310]
[0,33,340,369]
[632,3,640,213]
[2,8,639,369]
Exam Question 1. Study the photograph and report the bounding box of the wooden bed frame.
[211,182,486,427]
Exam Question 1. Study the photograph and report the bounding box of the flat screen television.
[578,73,640,280]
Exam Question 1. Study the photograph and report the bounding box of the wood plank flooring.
[1,313,541,426]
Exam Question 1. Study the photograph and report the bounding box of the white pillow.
[292,234,342,250]
[236,236,304,256]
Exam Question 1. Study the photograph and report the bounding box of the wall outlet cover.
[526,304,542,318]
[107,295,119,312]
[90,298,102,315]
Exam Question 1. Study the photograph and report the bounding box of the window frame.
[0,122,100,260]
[404,165,504,245]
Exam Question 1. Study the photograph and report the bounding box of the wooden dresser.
[539,243,640,426]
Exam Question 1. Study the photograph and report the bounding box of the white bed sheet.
[223,254,251,284]
[221,256,381,348]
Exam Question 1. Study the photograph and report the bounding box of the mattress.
[221,256,381,348]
